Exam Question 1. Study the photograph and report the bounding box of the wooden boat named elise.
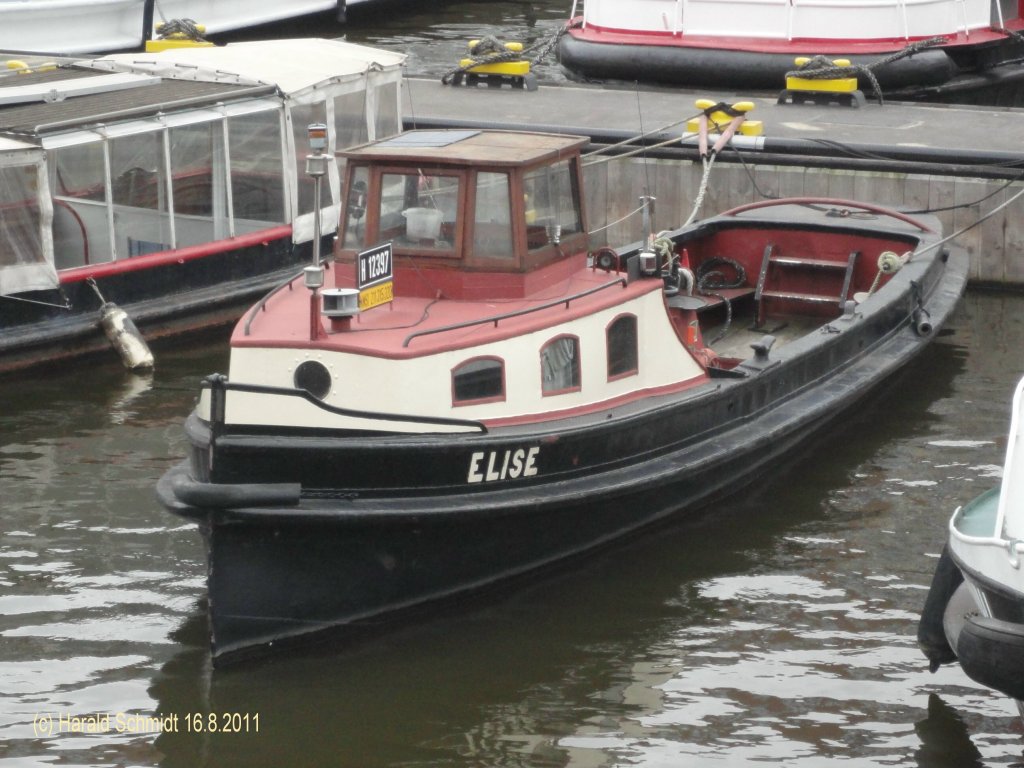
[157,128,968,663]
[920,376,1024,716]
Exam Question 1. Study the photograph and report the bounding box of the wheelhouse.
[335,130,589,299]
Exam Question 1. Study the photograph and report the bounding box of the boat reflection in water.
[157,127,967,663]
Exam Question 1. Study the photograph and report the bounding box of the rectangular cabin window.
[453,358,505,404]
[51,141,113,269]
[523,159,582,252]
[472,172,514,260]
[341,165,370,251]
[168,121,228,246]
[0,162,48,295]
[381,171,459,255]
[109,132,172,255]
[373,81,401,141]
[334,89,369,183]
[227,110,286,230]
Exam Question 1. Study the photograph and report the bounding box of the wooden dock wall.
[581,157,1024,287]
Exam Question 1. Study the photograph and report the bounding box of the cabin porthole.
[294,360,332,400]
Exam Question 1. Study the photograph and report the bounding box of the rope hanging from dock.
[785,36,946,104]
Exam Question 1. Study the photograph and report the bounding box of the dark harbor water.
[3,290,1024,768]
[4,2,1024,766]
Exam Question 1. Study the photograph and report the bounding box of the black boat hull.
[921,541,1024,704]
[159,224,968,662]
[557,35,1024,105]
[0,228,320,375]
[958,616,1024,701]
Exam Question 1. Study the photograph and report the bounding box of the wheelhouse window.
[381,171,460,255]
[452,357,505,405]
[341,165,370,250]
[227,109,286,230]
[0,160,52,295]
[109,131,171,255]
[372,81,401,141]
[168,121,228,246]
[523,158,582,252]
[472,172,513,260]
[607,314,638,379]
[51,141,112,269]
[541,335,581,395]
[47,108,285,271]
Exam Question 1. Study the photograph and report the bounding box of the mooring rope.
[684,155,715,227]
[440,21,579,85]
[785,36,946,104]
[155,18,207,40]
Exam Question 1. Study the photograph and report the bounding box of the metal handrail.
[203,375,488,433]
[242,270,299,336]
[402,277,629,348]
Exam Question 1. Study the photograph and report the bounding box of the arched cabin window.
[452,357,505,406]
[541,335,581,395]
[607,314,638,380]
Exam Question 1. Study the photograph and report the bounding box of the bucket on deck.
[403,207,442,240]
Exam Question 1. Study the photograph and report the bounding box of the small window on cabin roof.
[452,357,505,405]
[473,172,514,260]
[524,159,582,252]
[381,171,459,255]
[541,335,581,395]
[607,314,638,380]
[375,130,479,149]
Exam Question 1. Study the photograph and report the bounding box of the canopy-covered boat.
[558,0,1024,104]
[0,39,404,375]
[920,376,1024,714]
[0,0,379,56]
[157,128,968,663]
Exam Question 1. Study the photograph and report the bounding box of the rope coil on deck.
[440,21,578,85]
[155,18,207,41]
[696,257,746,344]
[785,36,946,104]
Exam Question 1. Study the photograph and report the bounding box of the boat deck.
[235,263,660,356]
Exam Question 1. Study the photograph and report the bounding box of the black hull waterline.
[159,229,968,663]
[557,36,1024,104]
[920,544,1024,702]
[0,234,318,375]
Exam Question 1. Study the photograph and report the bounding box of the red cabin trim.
[58,225,293,284]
